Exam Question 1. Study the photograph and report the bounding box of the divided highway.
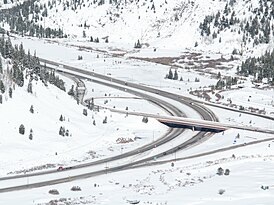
[0,58,218,192]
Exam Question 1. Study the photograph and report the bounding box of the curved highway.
[0,58,218,192]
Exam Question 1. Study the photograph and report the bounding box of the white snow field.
[0,0,273,202]
[0,34,272,204]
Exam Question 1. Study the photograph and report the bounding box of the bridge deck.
[158,119,227,133]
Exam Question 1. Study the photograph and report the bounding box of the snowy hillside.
[0,0,273,55]
[1,0,274,204]
[0,40,167,175]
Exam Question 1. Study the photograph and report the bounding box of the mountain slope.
[0,0,273,55]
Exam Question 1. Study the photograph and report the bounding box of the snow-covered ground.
[0,29,272,204]
[0,58,168,176]
[1,144,274,205]
[0,0,273,203]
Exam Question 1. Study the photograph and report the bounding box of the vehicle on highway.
[58,65,64,69]
[57,166,72,171]
[57,166,64,171]
[127,199,140,204]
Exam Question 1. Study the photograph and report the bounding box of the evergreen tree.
[134,39,141,48]
[19,124,25,135]
[167,69,173,79]
[173,70,178,80]
[83,109,87,116]
[29,129,33,140]
[30,105,34,113]
[0,80,5,93]
[0,35,4,56]
[9,87,12,98]
[59,114,63,121]
[217,72,221,79]
[59,126,65,136]
[27,82,33,93]
[4,37,13,59]
[0,57,2,74]
[68,85,75,97]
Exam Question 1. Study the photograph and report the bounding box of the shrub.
[224,169,230,176]
[142,117,148,123]
[217,167,224,175]
[71,186,81,191]
[103,116,107,124]
[83,109,87,116]
[49,189,59,195]
[218,189,225,195]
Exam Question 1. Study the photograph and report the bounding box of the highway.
[2,57,273,193]
[0,58,218,192]
[39,58,216,122]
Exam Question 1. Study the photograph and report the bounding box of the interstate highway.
[0,58,217,192]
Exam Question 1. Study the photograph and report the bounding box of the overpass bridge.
[157,118,227,133]
[107,108,274,134]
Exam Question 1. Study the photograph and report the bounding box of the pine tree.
[4,37,13,59]
[9,87,12,98]
[29,129,33,140]
[173,70,178,80]
[59,114,63,121]
[0,80,5,93]
[134,39,141,48]
[167,69,173,79]
[27,82,33,93]
[19,124,25,135]
[68,85,75,96]
[217,72,221,79]
[0,35,4,56]
[59,126,65,136]
[30,105,34,113]
[0,57,2,74]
